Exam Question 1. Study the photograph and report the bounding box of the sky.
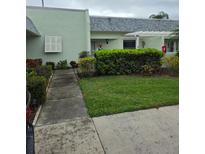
[26,0,179,19]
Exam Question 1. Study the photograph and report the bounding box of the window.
[45,36,62,53]
[123,40,136,49]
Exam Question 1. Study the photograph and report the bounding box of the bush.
[78,57,96,77]
[46,62,55,70]
[161,55,179,75]
[141,65,155,75]
[175,51,179,57]
[79,51,89,58]
[70,61,78,68]
[36,65,52,80]
[95,48,163,75]
[56,60,68,69]
[26,68,37,78]
[26,59,42,68]
[27,75,47,105]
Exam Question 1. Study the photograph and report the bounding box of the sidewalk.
[34,69,104,154]
[34,69,178,154]
[93,106,179,154]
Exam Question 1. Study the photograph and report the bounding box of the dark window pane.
[123,40,136,49]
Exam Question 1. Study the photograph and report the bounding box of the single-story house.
[26,6,179,63]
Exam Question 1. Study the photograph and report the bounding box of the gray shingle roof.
[26,17,40,36]
[90,16,179,32]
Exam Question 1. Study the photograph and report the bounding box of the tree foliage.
[149,11,169,19]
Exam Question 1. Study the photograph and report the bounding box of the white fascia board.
[125,31,172,37]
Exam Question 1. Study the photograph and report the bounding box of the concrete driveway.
[93,106,179,154]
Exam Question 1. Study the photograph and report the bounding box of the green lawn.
[79,76,179,117]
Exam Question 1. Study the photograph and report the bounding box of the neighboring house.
[90,16,179,53]
[26,6,179,63]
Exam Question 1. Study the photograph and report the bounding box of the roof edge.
[90,15,179,22]
[26,6,88,12]
[26,16,40,36]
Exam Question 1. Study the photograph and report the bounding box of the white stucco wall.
[91,32,126,51]
[91,32,165,51]
[139,36,164,50]
[26,7,90,64]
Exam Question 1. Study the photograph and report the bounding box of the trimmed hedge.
[27,76,47,105]
[95,48,163,75]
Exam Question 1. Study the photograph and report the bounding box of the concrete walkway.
[34,69,178,154]
[93,106,179,154]
[34,69,104,154]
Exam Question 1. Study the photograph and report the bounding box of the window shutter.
[45,36,62,53]
[57,36,62,52]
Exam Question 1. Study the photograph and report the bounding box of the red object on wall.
[162,45,167,54]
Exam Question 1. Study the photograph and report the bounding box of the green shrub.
[141,65,155,75]
[79,51,89,58]
[56,60,68,69]
[26,68,37,78]
[46,62,55,70]
[36,65,52,80]
[95,48,163,75]
[78,57,96,77]
[175,51,179,57]
[161,55,179,75]
[27,75,47,105]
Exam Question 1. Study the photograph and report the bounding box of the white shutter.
[57,37,62,52]
[45,36,62,53]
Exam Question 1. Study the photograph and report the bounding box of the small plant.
[56,60,68,69]
[70,61,78,68]
[79,51,89,58]
[26,71,37,77]
[26,59,42,68]
[46,62,55,70]
[36,65,52,80]
[27,75,47,105]
[161,55,179,75]
[78,57,96,77]
[141,65,154,75]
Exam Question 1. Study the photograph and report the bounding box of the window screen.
[123,40,136,49]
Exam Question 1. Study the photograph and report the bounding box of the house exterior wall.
[26,7,90,63]
[91,32,165,51]
[139,36,164,50]
[91,32,126,51]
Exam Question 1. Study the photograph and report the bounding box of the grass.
[79,75,179,117]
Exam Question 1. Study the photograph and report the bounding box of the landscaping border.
[32,72,53,126]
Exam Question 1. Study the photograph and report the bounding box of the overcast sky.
[26,0,179,19]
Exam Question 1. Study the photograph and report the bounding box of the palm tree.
[149,11,169,19]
